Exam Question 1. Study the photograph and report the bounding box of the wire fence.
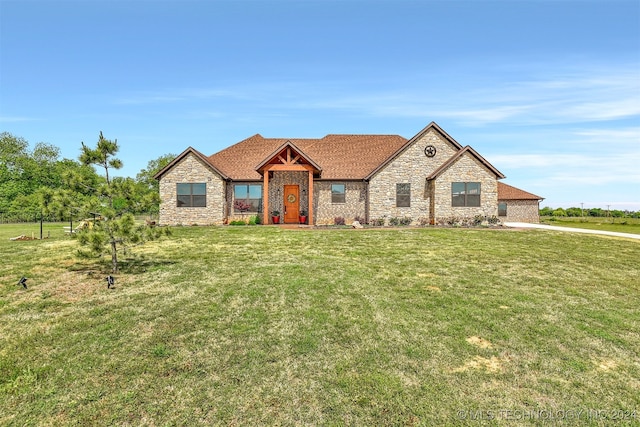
[0,210,158,225]
[0,210,53,224]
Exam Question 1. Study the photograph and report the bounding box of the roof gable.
[365,121,464,180]
[154,147,228,181]
[411,121,464,150]
[426,145,506,180]
[255,140,323,173]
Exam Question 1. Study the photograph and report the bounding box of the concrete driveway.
[504,222,640,240]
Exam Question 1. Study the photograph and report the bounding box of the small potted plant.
[271,210,280,224]
[298,209,307,224]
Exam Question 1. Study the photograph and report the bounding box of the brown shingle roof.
[207,133,408,180]
[154,122,514,186]
[498,182,543,200]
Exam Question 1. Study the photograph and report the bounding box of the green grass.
[541,216,640,235]
[1,224,639,425]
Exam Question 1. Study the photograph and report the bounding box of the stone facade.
[498,199,540,223]
[368,129,459,225]
[430,153,499,221]
[314,181,367,225]
[158,153,226,225]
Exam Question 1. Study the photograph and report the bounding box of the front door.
[283,185,299,223]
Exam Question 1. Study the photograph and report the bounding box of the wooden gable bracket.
[255,141,323,227]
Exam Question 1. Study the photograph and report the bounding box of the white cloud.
[112,88,254,105]
[0,116,34,122]
[491,153,594,169]
[108,63,640,131]
[306,65,640,126]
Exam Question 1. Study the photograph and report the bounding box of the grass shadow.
[68,256,178,276]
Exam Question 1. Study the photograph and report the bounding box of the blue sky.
[1,0,639,210]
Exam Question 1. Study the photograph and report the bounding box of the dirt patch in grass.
[466,336,493,349]
[594,358,618,371]
[452,356,507,373]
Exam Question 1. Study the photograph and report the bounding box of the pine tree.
[74,132,170,273]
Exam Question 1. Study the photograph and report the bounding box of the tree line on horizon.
[539,206,639,219]
[0,131,175,221]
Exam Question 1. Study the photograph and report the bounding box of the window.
[331,184,346,204]
[452,182,481,207]
[234,184,262,212]
[177,183,206,207]
[396,183,411,207]
[498,202,507,216]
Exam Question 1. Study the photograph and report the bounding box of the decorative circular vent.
[424,145,437,157]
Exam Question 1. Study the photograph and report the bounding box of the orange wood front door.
[283,185,299,223]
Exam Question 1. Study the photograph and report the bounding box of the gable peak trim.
[254,139,323,172]
[154,146,228,181]
[426,145,506,180]
[365,121,463,180]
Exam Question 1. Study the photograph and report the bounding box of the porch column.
[308,170,314,226]
[263,171,270,225]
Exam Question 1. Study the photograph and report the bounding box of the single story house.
[154,122,543,226]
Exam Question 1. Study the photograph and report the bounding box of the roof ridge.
[260,136,320,141]
[209,133,264,157]
[323,133,405,137]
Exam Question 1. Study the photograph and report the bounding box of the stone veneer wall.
[158,153,226,225]
[368,129,460,225]
[499,199,540,223]
[314,181,367,225]
[431,153,498,221]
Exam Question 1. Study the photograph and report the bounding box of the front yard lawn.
[1,225,638,425]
